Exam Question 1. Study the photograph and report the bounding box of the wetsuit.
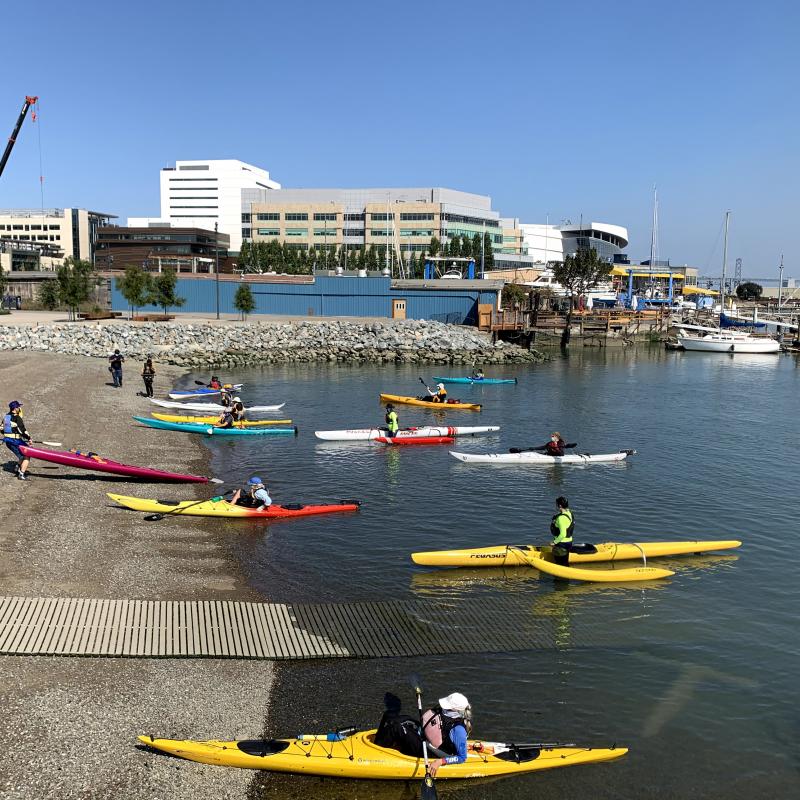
[141,361,155,397]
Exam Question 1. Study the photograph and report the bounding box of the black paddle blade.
[421,773,438,800]
[143,513,165,522]
[509,448,521,454]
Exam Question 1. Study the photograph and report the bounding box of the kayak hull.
[411,540,743,567]
[380,394,482,411]
[168,384,243,400]
[528,555,674,582]
[433,376,517,385]
[134,417,297,436]
[149,399,285,413]
[152,413,292,427]
[108,494,360,518]
[315,425,499,441]
[20,445,209,483]
[374,436,454,445]
[138,730,626,778]
[450,450,632,464]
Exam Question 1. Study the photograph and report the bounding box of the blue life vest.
[3,413,20,439]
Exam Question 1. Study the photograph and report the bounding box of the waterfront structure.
[129,159,281,253]
[242,187,504,269]
[0,208,115,263]
[110,272,502,324]
[520,222,629,265]
[95,225,231,274]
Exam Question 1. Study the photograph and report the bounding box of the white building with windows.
[519,222,629,265]
[129,159,280,253]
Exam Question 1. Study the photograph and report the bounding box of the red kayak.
[374,436,455,446]
[19,445,210,483]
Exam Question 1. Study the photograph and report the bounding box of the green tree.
[239,240,252,270]
[735,281,763,300]
[147,269,185,317]
[502,282,528,308]
[482,233,495,270]
[449,237,462,258]
[471,233,482,260]
[0,264,7,300]
[553,248,611,347]
[428,236,441,257]
[38,278,61,311]
[57,257,98,321]
[233,282,256,320]
[115,265,153,320]
[366,245,378,271]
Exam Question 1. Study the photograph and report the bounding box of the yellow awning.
[682,285,718,296]
[610,266,629,276]
[611,267,682,279]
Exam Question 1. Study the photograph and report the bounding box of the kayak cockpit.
[236,739,290,757]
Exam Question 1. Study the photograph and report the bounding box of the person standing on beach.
[3,401,32,480]
[108,349,125,388]
[141,356,156,398]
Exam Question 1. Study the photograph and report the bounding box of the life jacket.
[219,411,234,428]
[209,380,222,389]
[550,508,575,542]
[421,706,465,756]
[3,413,22,439]
[385,410,398,431]
[437,388,447,398]
[545,439,565,456]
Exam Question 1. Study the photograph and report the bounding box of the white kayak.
[450,449,635,465]
[150,398,285,413]
[315,426,500,441]
[167,384,243,400]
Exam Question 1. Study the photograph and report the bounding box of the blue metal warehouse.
[110,273,503,325]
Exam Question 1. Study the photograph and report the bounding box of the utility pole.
[778,254,784,309]
[215,221,220,320]
[481,219,485,279]
[719,211,730,314]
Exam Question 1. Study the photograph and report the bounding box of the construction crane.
[0,95,38,179]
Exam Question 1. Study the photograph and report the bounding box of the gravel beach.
[0,352,272,799]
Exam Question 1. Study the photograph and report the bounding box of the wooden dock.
[0,595,585,660]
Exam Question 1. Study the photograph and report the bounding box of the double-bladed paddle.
[508,443,577,454]
[30,439,63,447]
[143,488,233,522]
[409,673,438,800]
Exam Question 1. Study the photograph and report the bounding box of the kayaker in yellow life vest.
[550,496,574,566]
[428,383,448,403]
[384,404,399,438]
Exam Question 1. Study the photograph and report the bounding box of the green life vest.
[550,508,574,544]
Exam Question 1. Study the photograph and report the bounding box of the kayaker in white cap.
[421,692,472,776]
[426,382,448,404]
[231,396,245,422]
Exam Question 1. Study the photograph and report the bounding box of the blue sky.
[2,0,797,278]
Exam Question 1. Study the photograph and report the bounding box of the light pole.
[214,221,220,320]
[481,220,485,279]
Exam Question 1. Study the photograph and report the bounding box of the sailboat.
[677,212,780,354]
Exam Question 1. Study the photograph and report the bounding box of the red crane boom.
[0,95,38,179]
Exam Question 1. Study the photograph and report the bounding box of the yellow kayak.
[527,555,674,582]
[380,393,482,411]
[411,540,742,567]
[138,729,627,779]
[151,413,292,427]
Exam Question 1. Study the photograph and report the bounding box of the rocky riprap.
[0,319,545,367]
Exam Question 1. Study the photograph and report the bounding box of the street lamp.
[214,221,220,320]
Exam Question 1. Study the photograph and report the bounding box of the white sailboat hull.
[678,335,780,353]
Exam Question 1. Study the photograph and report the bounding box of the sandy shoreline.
[0,352,272,799]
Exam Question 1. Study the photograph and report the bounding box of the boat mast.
[649,185,658,268]
[720,211,730,315]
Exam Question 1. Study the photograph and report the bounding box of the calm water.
[181,347,799,798]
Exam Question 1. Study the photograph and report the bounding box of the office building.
[95,225,231,273]
[129,159,280,253]
[242,187,503,267]
[0,208,115,264]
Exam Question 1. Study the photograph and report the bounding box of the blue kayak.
[433,376,517,385]
[134,416,297,436]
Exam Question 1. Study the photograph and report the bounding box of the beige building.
[0,208,115,266]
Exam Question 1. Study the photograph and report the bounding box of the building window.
[370,213,392,221]
[169,206,218,209]
[284,243,308,251]
[12,225,22,230]
[257,228,280,236]
[168,177,218,181]
[313,212,337,221]
[242,227,251,239]
[30,224,41,230]
[49,225,59,230]
[342,228,365,237]
[178,164,209,170]
[399,213,434,221]
[344,213,365,221]
[242,213,251,223]
[285,228,308,236]
[285,213,308,221]
[369,229,392,236]
[314,228,337,237]
[400,229,434,237]
[256,212,280,221]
